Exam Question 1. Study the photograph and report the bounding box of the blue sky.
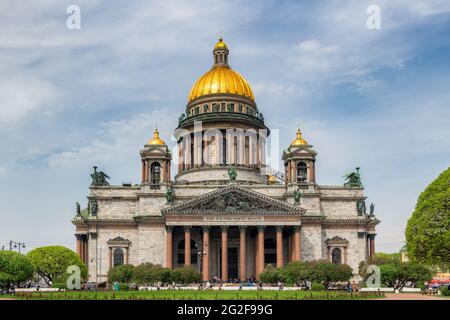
[0,0,449,253]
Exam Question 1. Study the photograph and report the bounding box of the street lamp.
[196,242,206,285]
[9,241,25,253]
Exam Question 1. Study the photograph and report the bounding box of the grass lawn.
[10,290,383,300]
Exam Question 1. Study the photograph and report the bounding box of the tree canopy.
[27,246,87,285]
[0,251,34,289]
[359,253,433,290]
[406,167,450,268]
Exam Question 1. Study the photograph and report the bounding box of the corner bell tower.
[140,128,171,187]
[283,129,317,185]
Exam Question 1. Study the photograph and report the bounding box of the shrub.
[107,264,135,284]
[282,261,312,287]
[171,266,201,285]
[51,283,67,290]
[259,264,285,285]
[132,263,162,285]
[309,260,353,289]
[311,282,325,291]
[441,286,450,296]
[119,283,129,291]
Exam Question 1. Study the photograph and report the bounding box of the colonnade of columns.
[165,225,302,282]
[177,130,266,172]
[368,234,376,259]
[75,234,88,264]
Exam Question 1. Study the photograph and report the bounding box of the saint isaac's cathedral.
[73,38,379,283]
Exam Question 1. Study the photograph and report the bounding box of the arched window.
[332,248,342,265]
[297,162,307,182]
[113,248,124,267]
[150,162,161,185]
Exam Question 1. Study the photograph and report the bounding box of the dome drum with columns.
[72,37,379,284]
[176,37,269,184]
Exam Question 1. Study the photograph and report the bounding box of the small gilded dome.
[268,175,278,184]
[188,37,254,103]
[290,129,308,147]
[148,128,165,146]
[214,37,228,50]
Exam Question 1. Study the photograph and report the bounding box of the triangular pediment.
[162,185,305,215]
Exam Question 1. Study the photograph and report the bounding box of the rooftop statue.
[166,186,174,203]
[344,167,363,187]
[90,166,110,186]
[293,188,301,205]
[369,202,375,216]
[357,200,366,216]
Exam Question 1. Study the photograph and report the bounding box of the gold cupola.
[148,128,165,146]
[290,129,308,147]
[188,37,255,103]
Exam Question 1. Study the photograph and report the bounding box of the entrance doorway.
[228,247,238,280]
[219,247,239,280]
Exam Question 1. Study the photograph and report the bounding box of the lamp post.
[197,242,206,284]
[9,241,25,253]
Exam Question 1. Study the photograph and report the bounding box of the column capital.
[202,226,210,231]
[276,226,284,232]
[293,225,301,232]
[75,234,85,240]
[165,225,173,232]
[239,225,247,232]
[184,225,191,231]
[257,225,265,232]
[221,225,229,231]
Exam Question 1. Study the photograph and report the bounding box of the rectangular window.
[203,104,209,112]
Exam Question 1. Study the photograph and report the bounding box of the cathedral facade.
[72,38,379,283]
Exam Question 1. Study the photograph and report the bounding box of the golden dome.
[290,129,308,147]
[268,175,278,184]
[188,38,254,103]
[148,128,165,146]
[214,37,228,50]
[188,67,254,102]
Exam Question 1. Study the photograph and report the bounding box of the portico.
[162,184,304,281]
[165,224,302,281]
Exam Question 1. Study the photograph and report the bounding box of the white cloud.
[0,77,59,125]
[47,108,178,182]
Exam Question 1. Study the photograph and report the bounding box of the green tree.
[310,260,353,289]
[259,264,285,285]
[0,251,34,289]
[170,266,200,285]
[406,167,450,268]
[360,253,433,290]
[107,264,135,284]
[132,263,155,284]
[282,261,312,287]
[27,246,87,285]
